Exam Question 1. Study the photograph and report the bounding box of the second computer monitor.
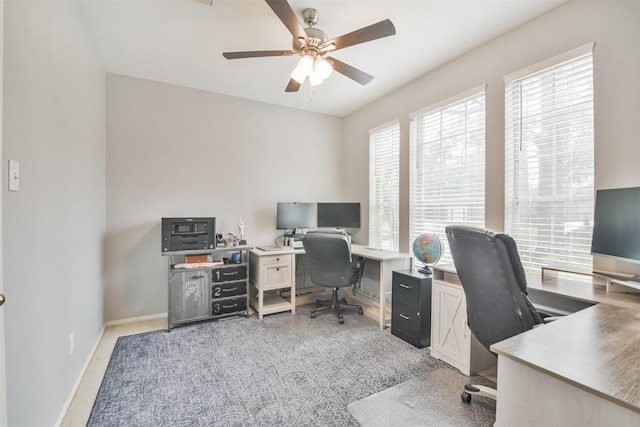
[317,202,361,229]
[276,202,317,231]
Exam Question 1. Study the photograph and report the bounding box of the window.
[369,120,400,251]
[409,87,486,264]
[504,44,594,272]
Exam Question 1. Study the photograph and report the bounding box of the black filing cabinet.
[391,269,432,348]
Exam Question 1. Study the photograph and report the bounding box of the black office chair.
[445,225,547,403]
[302,230,364,324]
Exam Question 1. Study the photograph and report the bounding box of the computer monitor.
[591,186,640,264]
[276,202,317,232]
[317,202,361,229]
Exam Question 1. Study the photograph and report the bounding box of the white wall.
[104,74,346,321]
[2,1,106,426]
[343,0,640,275]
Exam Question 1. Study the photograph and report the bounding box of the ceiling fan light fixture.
[291,55,314,83]
[314,57,333,80]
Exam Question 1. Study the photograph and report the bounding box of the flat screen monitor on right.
[590,186,640,263]
[317,202,361,229]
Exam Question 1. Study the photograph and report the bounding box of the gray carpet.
[88,305,494,426]
[348,368,496,427]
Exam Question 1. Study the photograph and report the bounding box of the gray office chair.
[302,230,364,324]
[445,225,546,403]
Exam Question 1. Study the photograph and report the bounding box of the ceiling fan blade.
[265,0,307,40]
[322,19,396,52]
[285,78,302,92]
[223,50,294,59]
[327,57,374,85]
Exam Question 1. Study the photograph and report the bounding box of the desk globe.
[412,233,443,274]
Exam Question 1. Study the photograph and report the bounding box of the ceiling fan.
[222,0,396,92]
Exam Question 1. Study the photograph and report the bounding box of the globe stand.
[417,264,433,275]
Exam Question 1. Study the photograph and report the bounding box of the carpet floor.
[88,305,494,426]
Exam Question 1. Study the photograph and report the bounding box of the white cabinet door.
[431,280,470,374]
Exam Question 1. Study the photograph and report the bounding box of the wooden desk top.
[491,303,640,413]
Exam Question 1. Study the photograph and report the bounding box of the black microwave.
[161,217,216,253]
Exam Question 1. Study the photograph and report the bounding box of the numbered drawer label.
[212,265,247,283]
[211,297,247,316]
[211,281,247,300]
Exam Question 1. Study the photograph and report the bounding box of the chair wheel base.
[461,392,472,403]
[339,315,344,324]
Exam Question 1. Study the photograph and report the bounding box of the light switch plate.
[8,159,19,192]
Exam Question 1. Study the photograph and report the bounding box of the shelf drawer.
[259,264,291,290]
[211,297,247,316]
[260,254,291,267]
[393,274,422,308]
[391,302,423,346]
[211,281,247,300]
[211,265,247,283]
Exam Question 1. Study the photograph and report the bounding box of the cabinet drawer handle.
[399,284,412,289]
[400,313,411,320]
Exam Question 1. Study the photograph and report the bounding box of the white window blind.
[505,45,594,273]
[369,120,400,251]
[409,88,486,264]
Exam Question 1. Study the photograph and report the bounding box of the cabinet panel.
[431,279,480,375]
[170,270,209,324]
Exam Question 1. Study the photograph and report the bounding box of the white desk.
[251,244,412,330]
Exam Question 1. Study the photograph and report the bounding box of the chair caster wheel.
[358,308,364,315]
[339,315,344,324]
[461,392,472,403]
[310,313,316,319]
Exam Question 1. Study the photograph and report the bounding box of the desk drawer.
[261,264,291,289]
[392,302,429,348]
[211,281,247,300]
[212,265,247,283]
[393,273,422,308]
[260,254,291,267]
[211,297,247,316]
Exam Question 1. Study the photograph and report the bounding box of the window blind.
[409,88,486,264]
[369,120,400,251]
[504,46,594,272]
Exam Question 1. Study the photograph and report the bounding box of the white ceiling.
[80,0,566,117]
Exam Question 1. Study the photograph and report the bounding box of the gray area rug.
[348,368,496,427]
[88,305,494,426]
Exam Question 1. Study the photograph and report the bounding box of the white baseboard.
[105,312,167,327]
[54,323,106,427]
